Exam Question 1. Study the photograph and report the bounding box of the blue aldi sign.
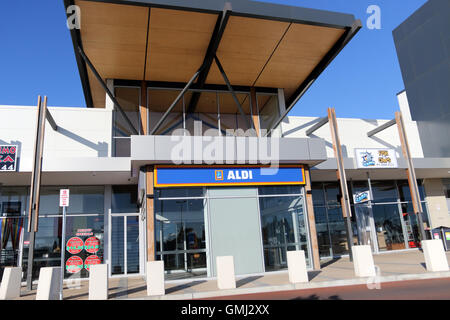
[154,165,305,187]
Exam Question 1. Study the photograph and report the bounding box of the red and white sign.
[60,189,70,207]
[66,256,83,274]
[84,237,100,253]
[76,228,93,236]
[66,237,84,254]
[84,255,101,272]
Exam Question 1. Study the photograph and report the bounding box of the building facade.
[393,0,450,157]
[1,0,450,282]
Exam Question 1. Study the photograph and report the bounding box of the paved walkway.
[12,250,450,300]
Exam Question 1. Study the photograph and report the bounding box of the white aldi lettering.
[355,148,398,169]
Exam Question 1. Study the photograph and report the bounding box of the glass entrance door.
[355,204,377,252]
[111,215,141,275]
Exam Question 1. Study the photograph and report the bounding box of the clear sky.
[0,0,426,119]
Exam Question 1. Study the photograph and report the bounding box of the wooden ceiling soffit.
[145,8,219,82]
[76,0,149,82]
[205,15,290,86]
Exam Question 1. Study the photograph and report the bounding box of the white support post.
[147,261,165,296]
[216,256,236,290]
[36,267,61,300]
[0,267,22,300]
[287,251,309,283]
[422,240,449,272]
[351,245,376,277]
[89,264,109,300]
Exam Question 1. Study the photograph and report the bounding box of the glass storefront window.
[156,187,204,199]
[311,183,325,206]
[258,187,309,271]
[372,204,405,251]
[371,181,398,203]
[324,182,340,206]
[155,195,207,277]
[112,185,139,213]
[397,180,425,202]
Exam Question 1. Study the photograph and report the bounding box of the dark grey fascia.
[95,0,356,28]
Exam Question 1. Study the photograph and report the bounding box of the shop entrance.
[111,214,142,275]
[207,187,264,276]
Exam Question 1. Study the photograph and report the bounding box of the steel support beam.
[306,117,329,136]
[265,20,362,137]
[64,0,93,108]
[150,68,203,135]
[46,109,58,131]
[187,8,231,114]
[77,46,139,135]
[214,55,252,130]
[367,119,396,137]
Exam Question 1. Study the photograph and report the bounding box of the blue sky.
[0,0,426,119]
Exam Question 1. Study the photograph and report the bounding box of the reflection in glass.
[112,185,139,213]
[371,181,398,203]
[111,216,124,275]
[127,216,140,274]
[259,193,309,271]
[372,204,405,250]
[155,197,206,277]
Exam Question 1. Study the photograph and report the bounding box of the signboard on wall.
[354,148,398,169]
[154,165,305,187]
[0,145,18,171]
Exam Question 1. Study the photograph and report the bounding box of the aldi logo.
[0,145,18,171]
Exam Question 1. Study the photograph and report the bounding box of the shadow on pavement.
[236,276,263,288]
[166,280,207,294]
[320,258,342,268]
[308,271,321,281]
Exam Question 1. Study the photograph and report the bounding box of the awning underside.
[75,0,351,110]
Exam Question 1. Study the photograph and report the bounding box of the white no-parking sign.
[60,189,70,207]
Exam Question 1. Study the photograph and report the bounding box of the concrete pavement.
[9,249,450,300]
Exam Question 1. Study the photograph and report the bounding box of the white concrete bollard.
[0,267,22,300]
[351,245,376,277]
[146,261,165,296]
[89,264,109,300]
[36,267,61,300]
[422,240,449,272]
[287,250,309,283]
[216,256,236,290]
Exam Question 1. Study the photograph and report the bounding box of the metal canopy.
[66,0,360,114]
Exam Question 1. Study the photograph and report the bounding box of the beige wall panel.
[255,24,345,100]
[145,8,218,82]
[206,16,290,86]
[77,1,149,81]
[424,179,450,229]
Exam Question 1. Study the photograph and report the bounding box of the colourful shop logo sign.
[361,151,376,167]
[354,191,371,204]
[0,145,18,171]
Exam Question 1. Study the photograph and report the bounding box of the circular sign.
[84,237,100,254]
[84,255,101,272]
[66,237,84,254]
[66,256,83,274]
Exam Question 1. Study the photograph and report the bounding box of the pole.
[395,112,427,241]
[59,206,67,300]
[328,108,353,261]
